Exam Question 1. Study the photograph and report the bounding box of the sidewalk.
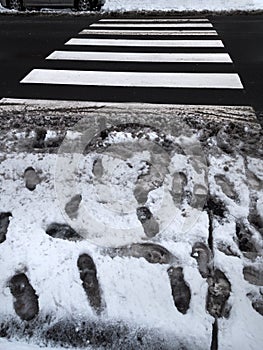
[0,101,262,349]
[103,0,263,12]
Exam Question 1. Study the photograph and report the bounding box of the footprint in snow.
[236,223,259,260]
[206,269,231,318]
[167,266,191,314]
[65,194,82,220]
[247,292,263,316]
[9,273,39,321]
[77,254,104,314]
[136,206,159,238]
[108,243,173,265]
[24,167,41,191]
[243,265,263,286]
[191,242,212,279]
[0,212,12,244]
[215,174,239,203]
[46,223,82,241]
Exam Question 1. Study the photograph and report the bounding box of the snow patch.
[1,0,263,13]
[104,0,263,12]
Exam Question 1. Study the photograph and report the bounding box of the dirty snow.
[0,132,213,348]
[0,106,262,349]
[0,339,79,350]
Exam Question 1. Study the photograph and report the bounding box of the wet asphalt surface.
[0,13,262,121]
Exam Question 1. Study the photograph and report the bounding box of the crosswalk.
[4,17,250,106]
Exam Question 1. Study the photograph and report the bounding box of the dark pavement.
[211,14,263,122]
[0,13,262,122]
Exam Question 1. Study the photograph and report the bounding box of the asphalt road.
[0,13,262,122]
[212,14,263,122]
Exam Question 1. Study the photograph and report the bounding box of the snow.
[0,122,210,348]
[0,147,212,348]
[0,0,262,345]
[1,0,263,12]
[0,106,262,349]
[212,227,263,350]
[0,339,80,350]
[104,0,263,12]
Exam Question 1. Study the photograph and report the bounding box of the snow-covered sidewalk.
[103,0,263,12]
[1,0,263,13]
[0,102,262,349]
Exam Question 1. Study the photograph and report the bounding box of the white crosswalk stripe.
[21,70,243,89]
[79,29,218,36]
[65,38,225,47]
[98,18,210,22]
[90,23,213,28]
[47,51,233,63]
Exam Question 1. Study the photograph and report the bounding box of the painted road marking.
[90,23,213,28]
[79,29,218,36]
[65,38,224,47]
[46,51,233,63]
[9,17,246,107]
[21,70,243,89]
